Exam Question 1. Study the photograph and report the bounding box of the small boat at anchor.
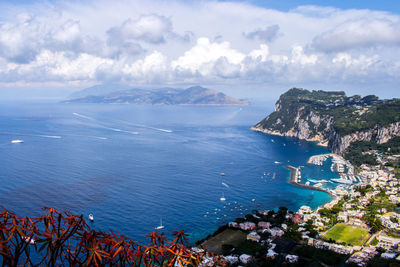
[88,214,94,221]
[220,193,226,202]
[155,218,165,230]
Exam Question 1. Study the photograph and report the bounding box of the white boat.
[220,193,226,201]
[155,218,165,230]
[88,213,94,221]
[274,161,280,164]
[331,178,352,184]
[23,236,35,244]
[11,140,24,143]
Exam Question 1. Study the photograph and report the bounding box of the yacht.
[11,140,24,143]
[155,218,165,230]
[88,214,94,221]
[220,193,226,201]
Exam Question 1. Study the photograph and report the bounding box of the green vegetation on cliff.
[257,88,400,136]
[254,88,400,164]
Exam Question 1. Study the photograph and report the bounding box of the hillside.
[252,88,400,163]
[65,85,249,106]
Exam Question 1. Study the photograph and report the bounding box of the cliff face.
[328,122,400,153]
[253,88,400,155]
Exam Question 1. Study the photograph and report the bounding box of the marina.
[285,165,331,194]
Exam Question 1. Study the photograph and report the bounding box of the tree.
[0,207,226,266]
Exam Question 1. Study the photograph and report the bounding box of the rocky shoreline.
[251,126,328,147]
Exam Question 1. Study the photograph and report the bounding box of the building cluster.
[295,164,400,266]
[313,240,354,254]
[225,212,302,264]
[346,247,379,266]
[379,212,400,231]
[198,154,400,266]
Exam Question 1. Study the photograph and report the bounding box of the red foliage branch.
[0,207,227,266]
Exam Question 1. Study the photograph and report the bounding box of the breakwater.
[285,165,331,194]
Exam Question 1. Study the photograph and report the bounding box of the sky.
[0,0,400,100]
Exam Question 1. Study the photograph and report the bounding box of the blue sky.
[11,0,400,13]
[0,0,399,99]
[248,0,400,13]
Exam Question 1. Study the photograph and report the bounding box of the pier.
[285,165,331,194]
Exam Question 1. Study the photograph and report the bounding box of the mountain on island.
[65,85,249,106]
[252,88,400,164]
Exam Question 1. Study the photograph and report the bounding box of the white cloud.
[243,25,280,42]
[313,18,400,52]
[291,45,318,65]
[122,51,167,81]
[0,0,399,92]
[171,37,245,76]
[0,14,43,63]
[249,44,269,62]
[107,14,172,45]
[0,14,106,63]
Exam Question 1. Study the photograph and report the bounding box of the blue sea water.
[0,102,336,243]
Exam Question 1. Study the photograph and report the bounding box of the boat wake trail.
[142,125,173,133]
[222,182,230,188]
[1,132,62,139]
[65,134,107,140]
[73,113,139,135]
[38,135,62,139]
[104,127,139,135]
[73,113,95,120]
[116,120,173,133]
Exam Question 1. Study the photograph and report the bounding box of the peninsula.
[194,88,400,266]
[252,88,400,167]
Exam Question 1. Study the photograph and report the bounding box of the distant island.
[64,85,249,106]
[252,88,400,167]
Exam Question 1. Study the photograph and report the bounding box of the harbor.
[285,165,331,194]
[308,153,355,174]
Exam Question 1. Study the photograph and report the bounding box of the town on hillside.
[195,153,400,266]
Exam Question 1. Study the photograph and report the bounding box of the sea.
[0,101,339,243]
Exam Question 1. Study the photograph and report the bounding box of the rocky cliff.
[253,88,400,155]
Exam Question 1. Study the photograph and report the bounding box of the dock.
[285,165,331,194]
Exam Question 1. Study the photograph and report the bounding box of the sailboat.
[220,192,226,201]
[155,218,165,230]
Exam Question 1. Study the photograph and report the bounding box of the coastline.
[251,126,329,147]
